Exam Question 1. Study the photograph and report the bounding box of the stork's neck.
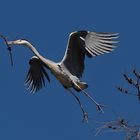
[25,42,54,69]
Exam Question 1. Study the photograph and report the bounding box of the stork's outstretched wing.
[25,56,50,93]
[60,31,119,78]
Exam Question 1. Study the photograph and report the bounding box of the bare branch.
[118,68,140,100]
[96,118,140,140]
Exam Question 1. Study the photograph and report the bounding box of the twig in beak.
[0,35,14,66]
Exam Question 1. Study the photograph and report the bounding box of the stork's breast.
[51,67,72,88]
[56,73,72,88]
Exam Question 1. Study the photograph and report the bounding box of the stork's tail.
[74,81,88,92]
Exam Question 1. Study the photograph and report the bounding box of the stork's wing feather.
[25,56,50,93]
[60,31,118,78]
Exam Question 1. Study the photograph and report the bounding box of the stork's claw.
[82,112,88,123]
[96,103,105,113]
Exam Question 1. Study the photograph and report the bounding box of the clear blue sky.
[0,0,140,140]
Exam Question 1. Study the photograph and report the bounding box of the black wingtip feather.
[25,57,51,93]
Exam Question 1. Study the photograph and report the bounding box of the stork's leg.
[67,89,88,123]
[73,82,104,113]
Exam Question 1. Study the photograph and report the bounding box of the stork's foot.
[82,112,88,123]
[95,103,105,113]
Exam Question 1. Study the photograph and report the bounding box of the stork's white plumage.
[7,30,119,121]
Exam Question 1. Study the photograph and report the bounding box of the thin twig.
[0,34,14,66]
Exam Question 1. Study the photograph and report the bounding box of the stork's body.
[50,63,75,89]
[7,30,119,121]
[51,63,88,91]
[46,62,75,89]
[29,54,87,91]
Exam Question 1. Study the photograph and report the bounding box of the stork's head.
[8,39,29,46]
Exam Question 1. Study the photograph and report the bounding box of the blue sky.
[0,0,140,139]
